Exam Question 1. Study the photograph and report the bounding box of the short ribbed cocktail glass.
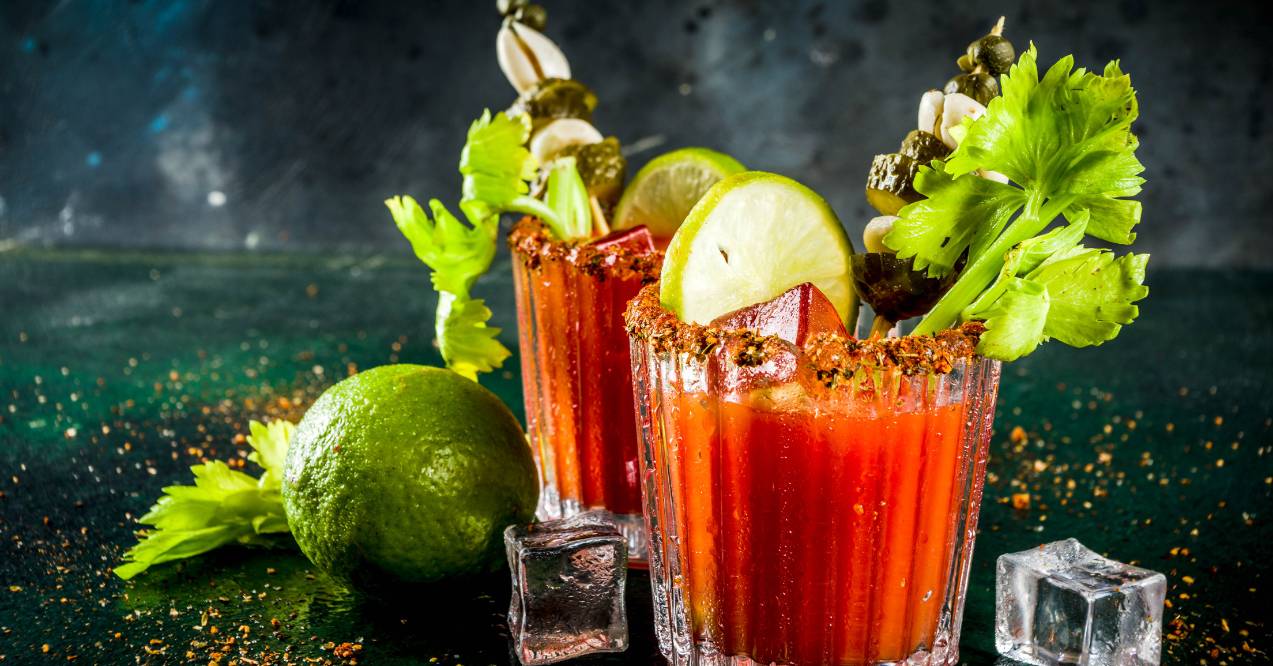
[509,218,661,563]
[626,284,1001,665]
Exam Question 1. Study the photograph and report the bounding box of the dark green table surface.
[1,248,1269,664]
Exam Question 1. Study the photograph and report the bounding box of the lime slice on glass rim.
[660,171,859,327]
[613,147,746,238]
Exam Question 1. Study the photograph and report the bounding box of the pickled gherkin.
[851,252,960,322]
[510,78,598,127]
[558,137,626,205]
[899,130,950,164]
[865,153,922,216]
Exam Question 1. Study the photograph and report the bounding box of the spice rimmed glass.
[626,285,1001,665]
[509,218,661,563]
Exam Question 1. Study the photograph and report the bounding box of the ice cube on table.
[996,538,1166,666]
[504,511,629,665]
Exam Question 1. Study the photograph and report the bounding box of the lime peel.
[613,147,746,238]
[282,364,537,590]
[660,171,858,327]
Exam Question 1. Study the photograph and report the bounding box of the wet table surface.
[1,248,1269,664]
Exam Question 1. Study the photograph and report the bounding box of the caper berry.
[510,78,599,127]
[516,3,548,31]
[944,72,999,106]
[957,53,974,72]
[967,34,1015,76]
[496,0,528,18]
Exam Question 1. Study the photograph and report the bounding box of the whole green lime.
[282,364,537,590]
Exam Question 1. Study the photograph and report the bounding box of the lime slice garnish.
[660,171,859,326]
[613,147,746,238]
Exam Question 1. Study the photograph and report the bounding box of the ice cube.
[996,538,1166,666]
[589,225,656,253]
[710,281,848,346]
[504,511,629,665]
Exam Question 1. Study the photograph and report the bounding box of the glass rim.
[507,216,662,281]
[624,282,990,380]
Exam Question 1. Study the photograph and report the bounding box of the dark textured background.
[2,4,1272,663]
[2,0,1271,266]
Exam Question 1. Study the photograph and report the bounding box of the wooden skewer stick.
[991,16,1005,36]
[590,196,611,236]
[869,315,894,339]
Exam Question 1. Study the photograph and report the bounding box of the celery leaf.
[386,195,511,377]
[459,110,558,227]
[386,109,578,380]
[435,291,510,380]
[889,162,1026,277]
[965,213,1149,360]
[890,45,1149,354]
[116,420,295,580]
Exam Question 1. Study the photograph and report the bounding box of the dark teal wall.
[2,0,1269,266]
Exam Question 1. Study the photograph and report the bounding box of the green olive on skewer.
[946,19,1016,106]
[944,71,999,106]
[855,16,1013,333]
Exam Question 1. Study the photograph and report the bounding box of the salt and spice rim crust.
[624,283,985,379]
[507,217,662,282]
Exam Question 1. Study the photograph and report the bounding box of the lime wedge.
[660,171,859,326]
[613,147,746,238]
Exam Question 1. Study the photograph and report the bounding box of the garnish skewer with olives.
[496,0,628,237]
[856,17,1014,337]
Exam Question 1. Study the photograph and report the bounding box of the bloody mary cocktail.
[387,8,748,574]
[509,217,661,560]
[627,284,1000,665]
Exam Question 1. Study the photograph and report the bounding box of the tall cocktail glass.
[509,218,661,563]
[626,284,1001,665]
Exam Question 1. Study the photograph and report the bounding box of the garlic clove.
[497,21,571,94]
[918,90,944,136]
[529,118,603,163]
[863,215,900,254]
[514,22,570,81]
[940,92,986,148]
[496,24,533,94]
